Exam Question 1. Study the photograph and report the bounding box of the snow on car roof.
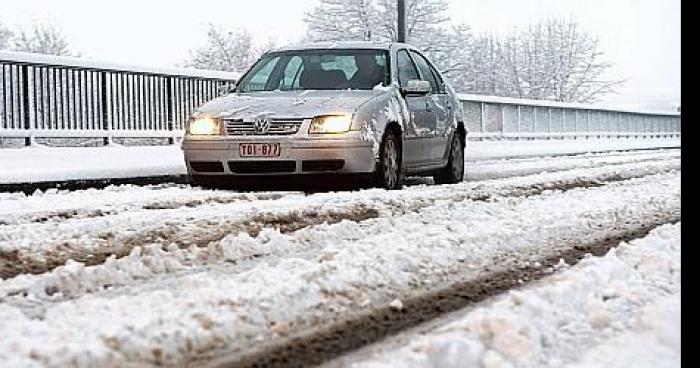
[267,41,395,53]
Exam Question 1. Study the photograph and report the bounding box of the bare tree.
[13,23,72,56]
[186,24,266,73]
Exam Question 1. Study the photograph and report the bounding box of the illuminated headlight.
[309,115,352,134]
[188,117,221,135]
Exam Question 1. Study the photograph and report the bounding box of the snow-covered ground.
[0,138,679,183]
[0,145,186,184]
[336,223,680,368]
[0,149,680,367]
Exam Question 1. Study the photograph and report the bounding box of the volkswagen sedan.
[182,41,466,189]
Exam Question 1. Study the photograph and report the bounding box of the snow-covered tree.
[13,23,72,56]
[469,18,624,103]
[0,21,13,50]
[186,24,265,73]
[455,32,508,96]
[304,0,377,41]
[304,0,453,44]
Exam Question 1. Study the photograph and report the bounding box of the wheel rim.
[451,138,464,180]
[383,138,398,187]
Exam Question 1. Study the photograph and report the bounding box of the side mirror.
[401,79,431,96]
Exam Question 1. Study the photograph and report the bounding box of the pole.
[397,0,406,43]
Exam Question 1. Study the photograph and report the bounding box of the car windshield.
[236,49,390,93]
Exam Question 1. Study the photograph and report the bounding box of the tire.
[375,132,403,190]
[434,133,465,184]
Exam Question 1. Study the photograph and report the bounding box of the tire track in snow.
[206,220,678,368]
[0,159,679,280]
[0,204,380,280]
[0,159,679,296]
[0,189,288,227]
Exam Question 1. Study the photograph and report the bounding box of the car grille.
[224,118,304,136]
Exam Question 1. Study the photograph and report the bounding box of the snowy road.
[0,148,680,367]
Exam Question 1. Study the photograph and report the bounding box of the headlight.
[309,115,352,134]
[188,117,221,135]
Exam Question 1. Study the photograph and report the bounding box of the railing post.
[21,65,33,146]
[500,104,505,139]
[166,77,174,145]
[479,102,485,141]
[586,110,591,139]
[617,112,621,139]
[516,105,521,140]
[561,108,565,140]
[532,106,537,139]
[101,71,111,145]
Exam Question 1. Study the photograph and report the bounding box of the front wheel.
[375,133,402,190]
[434,133,465,184]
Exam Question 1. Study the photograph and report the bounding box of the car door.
[409,50,450,162]
[396,49,437,167]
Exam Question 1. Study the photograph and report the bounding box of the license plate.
[239,143,281,157]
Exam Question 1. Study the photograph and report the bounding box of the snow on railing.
[459,94,680,141]
[0,51,237,146]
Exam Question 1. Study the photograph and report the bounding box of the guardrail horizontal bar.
[458,94,680,117]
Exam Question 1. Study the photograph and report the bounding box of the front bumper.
[182,131,376,176]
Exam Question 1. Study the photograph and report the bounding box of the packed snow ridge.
[341,223,680,368]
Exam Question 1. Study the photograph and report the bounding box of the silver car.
[182,42,466,189]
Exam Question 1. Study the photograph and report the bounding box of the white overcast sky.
[0,0,680,108]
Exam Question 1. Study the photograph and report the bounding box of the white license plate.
[239,143,281,157]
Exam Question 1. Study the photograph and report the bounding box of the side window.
[397,49,419,87]
[279,56,303,90]
[410,51,438,93]
[427,62,446,94]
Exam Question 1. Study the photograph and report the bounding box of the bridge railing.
[459,94,680,141]
[1,51,237,146]
[1,51,680,146]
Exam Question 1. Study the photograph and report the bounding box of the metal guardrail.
[1,51,680,145]
[459,94,681,141]
[1,51,237,145]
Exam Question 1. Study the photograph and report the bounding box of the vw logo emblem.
[254,118,271,134]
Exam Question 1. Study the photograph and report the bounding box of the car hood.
[195,89,387,120]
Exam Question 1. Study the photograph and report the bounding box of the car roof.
[267,41,415,53]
